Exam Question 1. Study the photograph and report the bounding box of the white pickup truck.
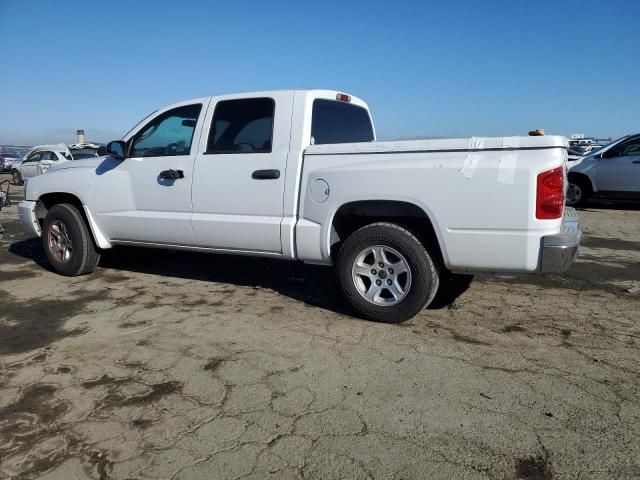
[19,89,580,322]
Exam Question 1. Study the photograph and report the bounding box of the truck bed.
[298,135,569,272]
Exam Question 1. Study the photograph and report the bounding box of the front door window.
[130,104,202,157]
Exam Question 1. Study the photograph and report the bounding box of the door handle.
[252,169,280,180]
[632,160,640,164]
[159,169,184,180]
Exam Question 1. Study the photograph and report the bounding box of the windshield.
[588,146,604,155]
[71,152,97,160]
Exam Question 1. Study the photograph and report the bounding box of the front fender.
[25,169,112,249]
[25,168,91,203]
[568,156,598,191]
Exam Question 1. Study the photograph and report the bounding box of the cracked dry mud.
[0,175,639,479]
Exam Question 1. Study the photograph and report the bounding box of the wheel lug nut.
[376,280,382,286]
[371,269,377,275]
[378,262,384,268]
[386,279,392,285]
[388,268,394,274]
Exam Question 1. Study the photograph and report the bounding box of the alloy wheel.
[47,220,73,263]
[351,245,412,306]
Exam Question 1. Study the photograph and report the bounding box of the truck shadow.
[102,246,355,315]
[576,200,640,211]
[7,239,470,316]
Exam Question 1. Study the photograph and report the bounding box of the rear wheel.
[42,203,100,276]
[336,222,440,323]
[12,170,22,186]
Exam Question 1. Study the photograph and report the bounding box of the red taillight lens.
[536,167,564,219]
[336,93,351,102]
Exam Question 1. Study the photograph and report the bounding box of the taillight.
[336,93,351,102]
[536,167,564,219]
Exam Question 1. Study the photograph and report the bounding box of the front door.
[91,101,207,245]
[21,151,41,179]
[597,136,640,195]
[191,93,293,253]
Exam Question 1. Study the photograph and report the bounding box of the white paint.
[498,154,518,184]
[459,154,482,179]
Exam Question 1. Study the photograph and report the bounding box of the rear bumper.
[539,207,581,273]
[18,200,41,237]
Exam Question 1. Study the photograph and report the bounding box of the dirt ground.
[1,173,639,480]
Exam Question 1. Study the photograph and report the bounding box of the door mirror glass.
[107,141,127,160]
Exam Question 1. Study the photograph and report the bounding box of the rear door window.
[206,98,275,154]
[311,99,374,145]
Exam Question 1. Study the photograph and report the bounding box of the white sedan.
[13,144,72,185]
[12,144,101,185]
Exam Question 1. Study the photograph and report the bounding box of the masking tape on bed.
[497,136,519,185]
[459,137,485,179]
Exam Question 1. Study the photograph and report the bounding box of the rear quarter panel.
[297,137,567,272]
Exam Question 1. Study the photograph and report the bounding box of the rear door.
[597,136,640,196]
[191,93,294,253]
[91,101,207,245]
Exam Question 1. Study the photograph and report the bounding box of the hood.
[47,156,107,173]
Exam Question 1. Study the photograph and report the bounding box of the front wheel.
[12,170,22,186]
[566,177,590,206]
[336,222,440,323]
[42,203,100,276]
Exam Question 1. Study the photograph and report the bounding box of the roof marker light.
[336,93,351,102]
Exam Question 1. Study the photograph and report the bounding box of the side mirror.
[600,149,615,159]
[107,141,127,160]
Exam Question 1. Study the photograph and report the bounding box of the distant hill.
[0,145,33,158]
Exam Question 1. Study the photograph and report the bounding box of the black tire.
[566,176,591,207]
[42,203,100,276]
[12,170,22,186]
[336,222,440,323]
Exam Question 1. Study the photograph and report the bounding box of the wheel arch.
[36,192,111,249]
[328,199,447,268]
[568,171,595,193]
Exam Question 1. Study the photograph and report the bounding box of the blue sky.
[0,0,638,145]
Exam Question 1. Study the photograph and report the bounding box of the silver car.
[567,134,640,206]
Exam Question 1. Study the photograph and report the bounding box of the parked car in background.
[69,143,107,159]
[567,147,584,162]
[12,144,72,185]
[567,133,640,206]
[0,153,21,173]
